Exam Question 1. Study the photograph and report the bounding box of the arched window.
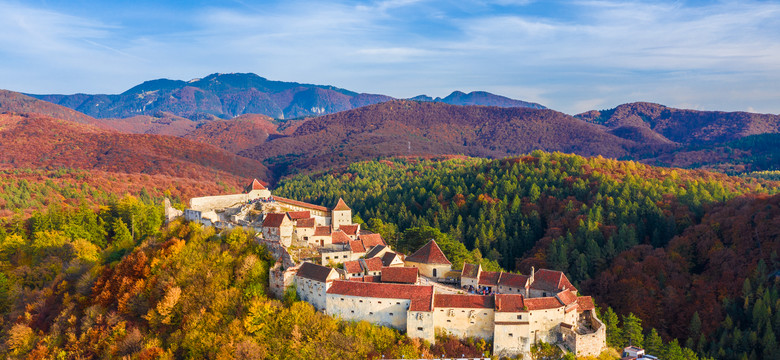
[433,268,437,277]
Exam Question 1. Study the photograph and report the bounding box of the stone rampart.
[190,194,255,212]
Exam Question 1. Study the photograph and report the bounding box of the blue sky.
[1,0,779,114]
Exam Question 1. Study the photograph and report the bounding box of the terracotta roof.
[349,240,366,253]
[498,273,530,289]
[478,271,501,286]
[314,226,331,236]
[349,275,381,282]
[405,239,451,265]
[576,296,595,311]
[333,198,351,211]
[262,213,288,228]
[531,269,576,293]
[246,178,267,192]
[462,263,481,279]
[297,262,336,282]
[381,267,418,284]
[524,297,564,310]
[362,257,383,272]
[287,211,311,220]
[332,230,351,244]
[343,260,363,274]
[434,294,495,309]
[495,294,526,312]
[556,290,578,306]
[380,252,400,267]
[297,218,315,228]
[365,245,387,259]
[274,196,328,212]
[340,224,359,236]
[326,281,434,311]
[359,233,386,248]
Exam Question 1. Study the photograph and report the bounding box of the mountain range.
[27,73,544,121]
[3,73,780,182]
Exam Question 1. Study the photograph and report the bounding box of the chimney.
[530,266,535,284]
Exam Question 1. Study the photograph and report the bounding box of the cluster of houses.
[182,180,607,359]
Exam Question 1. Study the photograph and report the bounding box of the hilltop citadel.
[178,180,607,358]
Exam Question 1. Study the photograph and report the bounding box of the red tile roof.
[274,196,328,212]
[362,257,383,272]
[576,296,595,311]
[498,273,530,289]
[332,230,351,244]
[495,294,526,312]
[532,269,576,293]
[381,266,418,284]
[326,281,434,311]
[556,290,578,306]
[340,224,360,236]
[262,213,288,228]
[359,233,386,248]
[405,239,451,265]
[314,226,331,236]
[296,262,336,282]
[462,263,481,279]
[343,260,363,274]
[287,211,311,220]
[349,240,366,253]
[478,271,501,286]
[246,178,267,192]
[434,294,495,309]
[524,297,564,310]
[349,275,381,282]
[333,198,351,211]
[380,252,400,267]
[297,218,315,228]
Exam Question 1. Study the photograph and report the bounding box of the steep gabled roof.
[262,213,288,228]
[405,239,451,265]
[349,240,366,253]
[381,266,418,284]
[287,211,311,220]
[498,273,530,288]
[361,257,383,272]
[381,252,400,267]
[246,178,267,192]
[314,226,331,236]
[462,263,481,279]
[359,233,386,248]
[576,296,595,311]
[365,245,387,259]
[340,224,360,236]
[333,198,351,211]
[524,296,564,310]
[332,230,351,244]
[532,269,576,293]
[478,271,501,286]
[343,260,363,274]
[434,294,495,309]
[297,218,315,228]
[556,289,578,306]
[326,281,434,311]
[297,262,336,282]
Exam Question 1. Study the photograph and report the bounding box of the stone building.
[403,239,452,280]
[261,213,293,246]
[331,198,352,230]
[295,262,340,311]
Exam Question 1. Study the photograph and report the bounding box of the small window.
[359,300,363,303]
[351,310,354,313]
[509,333,513,337]
[417,327,423,331]
[447,320,451,322]
[369,312,373,315]
[341,298,344,301]
[396,302,401,305]
[517,315,522,320]
[378,301,382,304]
[389,313,393,316]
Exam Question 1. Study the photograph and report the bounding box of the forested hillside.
[273,152,780,359]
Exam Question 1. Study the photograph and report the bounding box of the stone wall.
[433,307,494,340]
[269,263,298,299]
[407,311,435,343]
[295,276,330,311]
[190,193,256,212]
[326,294,411,331]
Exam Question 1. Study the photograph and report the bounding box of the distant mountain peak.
[408,91,545,109]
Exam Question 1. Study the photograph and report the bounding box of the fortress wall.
[269,263,298,299]
[407,311,435,343]
[295,276,329,311]
[326,294,410,331]
[190,193,253,212]
[433,307,494,340]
